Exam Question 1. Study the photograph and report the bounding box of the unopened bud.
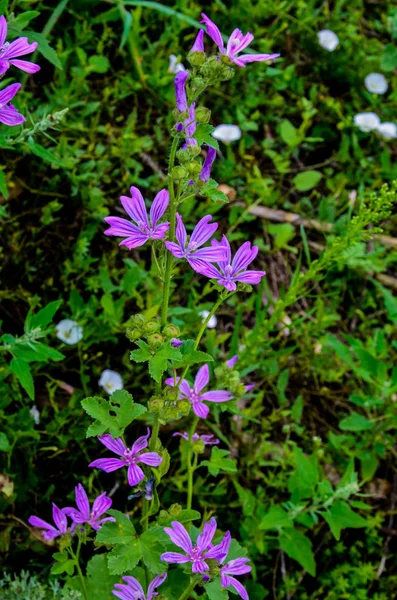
[187,161,202,177]
[236,383,246,396]
[188,51,206,67]
[162,324,180,338]
[169,503,182,516]
[147,333,164,349]
[165,386,179,402]
[149,396,164,413]
[176,148,191,163]
[192,439,205,454]
[171,166,186,180]
[144,320,160,334]
[177,399,191,416]
[195,107,211,124]
[126,327,142,342]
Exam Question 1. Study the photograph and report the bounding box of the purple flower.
[190,29,205,53]
[201,13,280,68]
[174,70,189,112]
[165,364,232,419]
[217,532,252,600]
[165,214,227,272]
[184,102,197,146]
[0,83,25,126]
[104,187,169,249]
[161,518,227,573]
[173,431,220,445]
[171,338,184,348]
[63,483,115,531]
[89,429,163,487]
[128,476,155,501]
[28,503,72,540]
[0,16,40,75]
[199,146,217,181]
[196,235,266,291]
[113,573,167,600]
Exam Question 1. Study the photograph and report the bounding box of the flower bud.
[177,399,191,416]
[149,396,164,413]
[126,327,142,342]
[164,386,179,402]
[169,503,182,516]
[190,76,204,90]
[192,439,205,454]
[188,51,206,67]
[171,166,186,180]
[187,161,203,177]
[187,144,201,158]
[236,383,247,396]
[176,148,191,163]
[195,106,211,124]
[147,333,164,349]
[220,66,235,81]
[144,320,161,334]
[214,366,224,379]
[162,324,180,338]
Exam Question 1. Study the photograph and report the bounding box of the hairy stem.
[149,414,160,451]
[176,578,199,600]
[187,416,199,510]
[69,539,88,600]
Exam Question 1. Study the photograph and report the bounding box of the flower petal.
[206,530,231,561]
[137,452,163,467]
[120,187,148,226]
[0,16,7,47]
[161,552,191,564]
[28,516,56,532]
[98,435,126,456]
[0,105,25,126]
[223,557,252,576]
[212,235,232,270]
[150,189,169,227]
[192,400,210,419]
[221,575,249,600]
[190,246,228,263]
[92,492,112,518]
[2,37,38,59]
[165,241,185,258]
[130,428,151,455]
[201,13,225,53]
[89,458,126,472]
[174,70,189,112]
[75,484,90,519]
[192,559,209,573]
[8,58,40,73]
[175,213,187,249]
[197,517,217,552]
[120,576,145,597]
[164,521,193,554]
[235,52,280,66]
[103,217,143,237]
[200,390,233,402]
[119,233,149,248]
[147,573,167,600]
[194,364,209,392]
[52,503,68,533]
[190,215,218,247]
[127,463,145,486]
[231,242,258,273]
[0,83,21,104]
[234,270,266,285]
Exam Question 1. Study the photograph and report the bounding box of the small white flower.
[199,310,217,329]
[99,370,123,395]
[55,319,83,345]
[377,122,397,139]
[353,112,380,132]
[364,73,388,95]
[168,54,186,74]
[212,124,242,143]
[318,30,339,52]
[29,405,40,425]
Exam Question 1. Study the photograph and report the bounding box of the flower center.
[138,220,152,235]
[123,448,136,464]
[187,240,198,252]
[190,389,200,403]
[0,43,9,57]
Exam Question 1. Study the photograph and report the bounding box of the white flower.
[364,73,388,95]
[29,405,40,425]
[55,319,83,345]
[168,54,186,73]
[377,122,397,139]
[318,30,339,52]
[99,370,123,395]
[199,310,217,329]
[212,124,242,143]
[353,112,380,132]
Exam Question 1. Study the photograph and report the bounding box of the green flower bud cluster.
[199,56,235,84]
[188,51,206,67]
[125,315,180,349]
[215,364,246,397]
[192,438,205,454]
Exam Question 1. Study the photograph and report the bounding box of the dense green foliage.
[1,0,397,598]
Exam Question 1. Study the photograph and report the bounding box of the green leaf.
[157,509,201,527]
[10,357,34,400]
[280,119,300,147]
[27,141,64,167]
[0,432,11,452]
[107,542,142,575]
[85,554,120,600]
[96,510,136,545]
[82,391,147,438]
[13,11,40,29]
[0,170,8,199]
[322,501,367,540]
[140,526,168,574]
[260,505,293,530]
[293,170,322,192]
[120,10,133,49]
[51,552,75,576]
[339,413,373,432]
[279,529,316,576]
[288,446,318,500]
[201,447,237,477]
[27,300,62,331]
[200,178,229,203]
[161,570,191,598]
[130,340,152,363]
[24,31,62,69]
[205,579,229,599]
[148,341,182,383]
[173,339,213,368]
[291,395,304,423]
[194,124,220,150]
[88,55,110,74]
[381,44,397,72]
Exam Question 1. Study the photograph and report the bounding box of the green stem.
[151,242,163,279]
[142,498,149,531]
[149,414,160,451]
[160,134,180,328]
[187,416,199,510]
[69,540,88,600]
[176,578,199,600]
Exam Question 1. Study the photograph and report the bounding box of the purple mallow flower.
[165,364,232,419]
[218,532,252,600]
[196,235,266,291]
[0,16,40,75]
[171,338,184,348]
[199,146,217,181]
[201,13,279,68]
[28,503,72,540]
[63,483,115,531]
[184,102,197,146]
[174,70,189,112]
[113,573,167,600]
[89,429,163,487]
[161,518,227,573]
[173,431,220,445]
[0,83,25,126]
[190,29,205,53]
[174,71,197,146]
[165,214,227,272]
[104,187,169,249]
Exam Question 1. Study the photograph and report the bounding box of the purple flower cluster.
[113,573,167,600]
[89,429,163,487]
[0,15,41,126]
[166,364,232,419]
[161,518,251,600]
[28,484,114,539]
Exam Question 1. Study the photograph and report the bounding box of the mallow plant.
[27,13,279,600]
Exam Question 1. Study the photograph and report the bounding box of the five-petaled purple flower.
[199,146,217,182]
[63,483,115,531]
[89,429,163,487]
[165,364,232,419]
[217,531,252,600]
[161,517,227,573]
[165,214,227,273]
[196,235,266,291]
[28,503,73,540]
[0,16,40,75]
[104,187,170,249]
[0,83,25,126]
[173,431,220,445]
[113,573,167,600]
[201,13,280,68]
